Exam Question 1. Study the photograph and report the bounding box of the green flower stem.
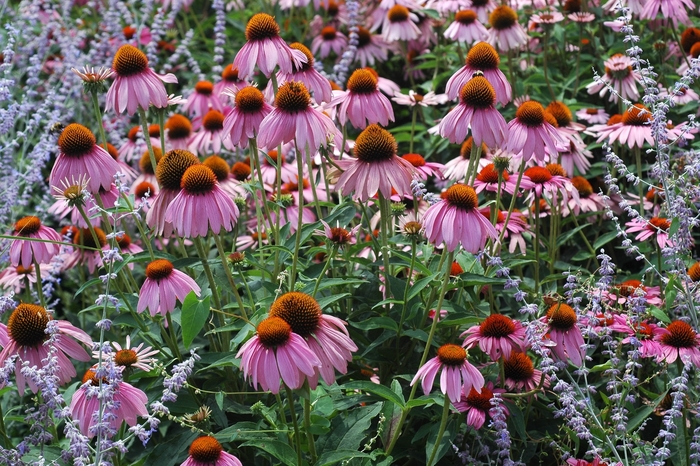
[32,259,46,308]
[378,193,393,300]
[306,150,323,220]
[285,386,304,466]
[290,146,307,288]
[396,237,417,345]
[248,137,274,235]
[464,141,482,186]
[312,245,336,298]
[303,391,318,464]
[426,395,451,466]
[23,276,32,302]
[120,192,155,261]
[212,232,248,320]
[496,160,526,249]
[90,90,109,152]
[157,109,166,155]
[534,196,541,294]
[542,30,556,101]
[634,146,644,215]
[386,249,454,456]
[138,107,159,183]
[192,236,222,310]
[409,105,418,154]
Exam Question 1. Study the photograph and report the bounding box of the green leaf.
[342,381,406,409]
[459,273,506,286]
[669,217,680,236]
[408,273,440,301]
[303,278,367,294]
[241,440,298,465]
[316,450,372,465]
[664,275,679,315]
[650,305,671,324]
[593,230,619,250]
[317,293,352,309]
[181,292,211,348]
[556,224,589,247]
[317,403,382,453]
[73,277,103,298]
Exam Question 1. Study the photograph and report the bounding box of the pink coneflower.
[236,229,269,250]
[443,138,488,182]
[258,81,336,155]
[502,351,549,391]
[165,114,193,150]
[106,143,138,182]
[311,25,348,58]
[67,227,108,274]
[439,74,508,148]
[131,148,161,196]
[655,320,700,366]
[382,5,421,42]
[258,149,298,185]
[314,220,361,246]
[641,0,693,27]
[474,163,534,195]
[423,183,498,252]
[267,190,316,233]
[10,216,61,268]
[50,124,121,194]
[189,109,226,155]
[118,126,144,163]
[567,177,605,215]
[392,90,448,107]
[557,137,593,177]
[284,177,329,204]
[334,124,415,201]
[222,86,272,149]
[444,10,488,44]
[0,264,46,293]
[446,42,511,105]
[146,149,200,237]
[0,303,92,395]
[181,437,243,466]
[401,153,445,180]
[659,84,700,105]
[567,12,596,22]
[236,316,321,393]
[183,81,223,118]
[93,336,159,372]
[115,233,144,262]
[354,26,389,67]
[576,107,609,124]
[277,43,333,104]
[331,68,394,129]
[165,164,240,238]
[268,292,357,386]
[610,316,663,359]
[597,103,654,150]
[214,64,246,103]
[233,13,306,80]
[625,216,674,249]
[137,259,201,318]
[529,9,565,30]
[542,303,585,366]
[480,208,529,254]
[49,177,110,228]
[453,382,507,429]
[410,343,484,402]
[467,0,496,23]
[70,367,148,437]
[586,54,641,103]
[462,313,527,361]
[524,164,579,207]
[487,6,529,51]
[604,279,663,307]
[504,101,564,163]
[106,44,177,115]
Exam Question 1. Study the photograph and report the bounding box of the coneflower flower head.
[181,436,243,466]
[446,41,511,105]
[106,44,177,115]
[233,13,307,80]
[222,85,272,149]
[10,216,62,268]
[51,123,120,193]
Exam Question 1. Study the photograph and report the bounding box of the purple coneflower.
[446,42,511,105]
[487,6,528,51]
[502,351,549,391]
[462,313,527,361]
[233,13,306,80]
[410,343,484,402]
[10,216,61,268]
[214,64,246,104]
[278,43,332,104]
[93,336,159,372]
[165,164,240,238]
[654,321,700,367]
[453,382,507,429]
[382,5,421,42]
[586,54,641,103]
[392,90,448,107]
[268,292,357,386]
[236,316,321,393]
[504,101,564,163]
[183,81,223,118]
[146,149,200,237]
[354,27,389,68]
[595,103,654,150]
[625,216,674,249]
[0,303,92,395]
[222,86,272,149]
[189,109,227,155]
[50,124,120,194]
[106,44,177,115]
[523,164,578,206]
[575,107,609,124]
[137,259,201,318]
[311,25,348,58]
[165,114,193,150]
[640,0,693,27]
[444,10,488,44]
[334,124,415,201]
[331,68,395,129]
[541,303,585,366]
[439,74,508,148]
[181,436,243,466]
[69,367,148,437]
[474,163,534,195]
[258,81,337,155]
[401,153,445,180]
